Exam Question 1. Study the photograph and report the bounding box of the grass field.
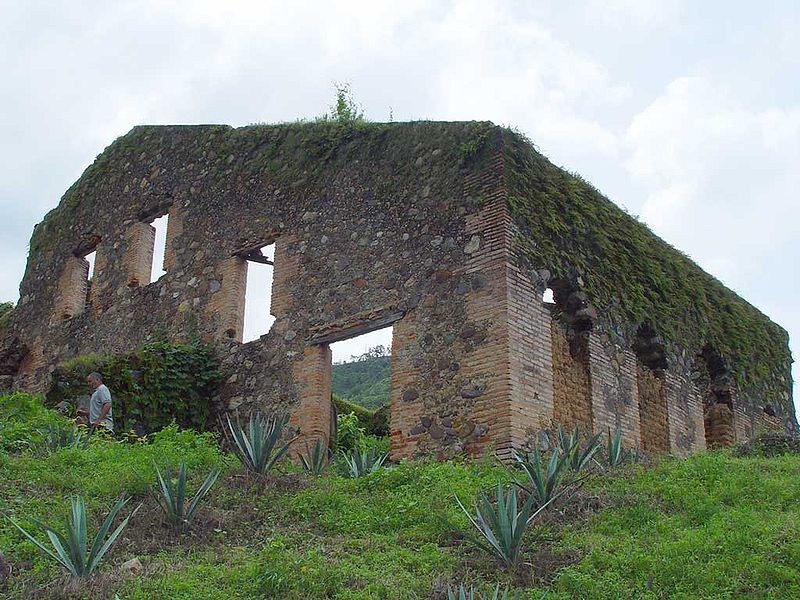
[1,392,798,599]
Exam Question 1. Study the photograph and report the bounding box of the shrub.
[340,447,388,478]
[7,495,139,577]
[0,392,67,453]
[336,411,366,453]
[332,394,389,436]
[152,461,219,532]
[226,412,295,474]
[455,482,551,569]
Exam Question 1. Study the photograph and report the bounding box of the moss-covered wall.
[5,119,794,453]
[501,128,794,422]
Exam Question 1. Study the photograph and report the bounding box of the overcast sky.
[1,1,797,410]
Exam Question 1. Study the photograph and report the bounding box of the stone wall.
[4,120,793,458]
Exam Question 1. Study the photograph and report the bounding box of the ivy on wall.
[499,128,792,415]
[46,341,222,433]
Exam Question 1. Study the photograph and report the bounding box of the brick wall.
[271,234,299,319]
[289,344,332,450]
[636,364,670,452]
[389,314,425,460]
[663,370,705,456]
[588,334,641,446]
[507,265,556,453]
[204,257,248,341]
[551,321,593,433]
[162,203,183,273]
[53,255,90,321]
[125,221,156,287]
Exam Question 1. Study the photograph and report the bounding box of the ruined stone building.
[1,121,794,458]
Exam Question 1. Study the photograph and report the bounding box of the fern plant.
[299,437,329,475]
[512,447,568,508]
[455,482,551,569]
[557,425,602,472]
[226,412,295,474]
[153,461,219,532]
[7,496,139,577]
[340,447,388,478]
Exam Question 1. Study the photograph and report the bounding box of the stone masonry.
[1,121,794,459]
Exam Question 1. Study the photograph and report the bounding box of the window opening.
[84,250,97,282]
[149,213,169,282]
[542,288,555,304]
[242,243,276,343]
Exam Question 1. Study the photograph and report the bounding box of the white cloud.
[625,76,800,286]
[587,0,685,28]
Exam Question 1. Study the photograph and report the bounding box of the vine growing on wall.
[46,341,222,434]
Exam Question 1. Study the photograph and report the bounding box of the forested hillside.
[332,350,390,409]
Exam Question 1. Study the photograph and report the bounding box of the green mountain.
[332,354,390,410]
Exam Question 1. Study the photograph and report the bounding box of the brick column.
[52,255,89,321]
[205,257,248,341]
[125,222,156,287]
[389,314,425,460]
[162,203,183,273]
[507,265,555,453]
[290,344,332,450]
[271,234,299,318]
[588,335,641,447]
[636,364,670,453]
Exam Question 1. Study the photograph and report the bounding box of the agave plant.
[40,422,90,454]
[557,425,602,472]
[512,446,568,509]
[456,482,554,569]
[447,583,519,600]
[606,428,627,467]
[226,412,295,474]
[153,461,219,532]
[299,437,329,475]
[340,447,388,478]
[7,496,139,577]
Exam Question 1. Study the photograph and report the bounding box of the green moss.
[501,128,792,414]
[0,302,12,331]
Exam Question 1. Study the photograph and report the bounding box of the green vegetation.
[298,437,329,475]
[332,394,389,437]
[332,352,390,410]
[455,481,551,569]
[340,447,388,479]
[8,495,139,578]
[151,462,219,533]
[225,412,294,475]
[47,341,222,433]
[502,127,792,413]
[3,393,799,599]
[0,301,12,331]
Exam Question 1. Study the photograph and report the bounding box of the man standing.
[87,372,114,432]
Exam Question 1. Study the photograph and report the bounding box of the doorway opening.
[327,325,394,452]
